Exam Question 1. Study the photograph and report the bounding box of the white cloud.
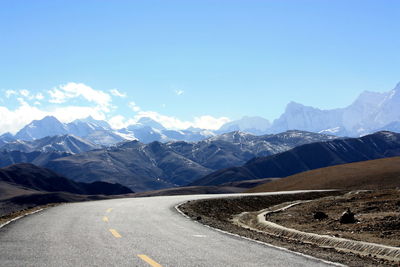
[35,93,44,100]
[51,106,106,123]
[133,111,230,130]
[193,115,230,129]
[19,89,30,97]
[0,82,231,134]
[128,101,141,112]
[5,90,17,98]
[0,101,107,134]
[108,115,135,129]
[110,89,127,98]
[48,82,111,111]
[174,89,184,96]
[0,103,47,134]
[17,97,28,106]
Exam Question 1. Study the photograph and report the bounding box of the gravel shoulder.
[266,189,400,247]
[178,191,398,267]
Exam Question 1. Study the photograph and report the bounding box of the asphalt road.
[0,193,338,267]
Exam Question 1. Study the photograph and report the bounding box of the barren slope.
[247,156,400,193]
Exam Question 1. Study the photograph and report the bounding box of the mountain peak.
[217,116,271,135]
[284,101,310,113]
[38,115,62,124]
[136,117,165,130]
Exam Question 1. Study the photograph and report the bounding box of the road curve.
[0,193,337,266]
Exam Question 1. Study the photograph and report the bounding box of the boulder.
[340,208,357,224]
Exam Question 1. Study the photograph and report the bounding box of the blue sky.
[0,0,399,133]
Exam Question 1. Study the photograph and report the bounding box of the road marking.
[109,229,121,238]
[102,216,109,222]
[137,254,163,267]
[193,234,206,238]
[106,208,113,213]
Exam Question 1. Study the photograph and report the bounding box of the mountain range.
[41,130,336,192]
[252,82,400,136]
[0,82,399,147]
[0,134,101,154]
[0,116,215,146]
[190,131,400,186]
[208,82,400,137]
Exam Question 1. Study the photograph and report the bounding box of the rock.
[340,208,357,224]
[196,216,202,221]
[313,211,328,220]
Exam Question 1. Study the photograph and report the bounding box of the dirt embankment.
[267,189,400,247]
[178,191,398,267]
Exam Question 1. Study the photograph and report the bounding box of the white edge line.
[0,208,45,229]
[174,201,345,267]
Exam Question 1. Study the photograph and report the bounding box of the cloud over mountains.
[0,82,231,134]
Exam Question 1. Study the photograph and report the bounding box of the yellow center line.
[106,208,113,213]
[102,216,109,222]
[109,229,122,238]
[137,255,163,267]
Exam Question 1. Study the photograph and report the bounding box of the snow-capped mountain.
[119,117,215,144]
[11,115,215,145]
[269,82,400,136]
[217,116,271,135]
[0,134,101,154]
[15,116,69,140]
[8,82,400,146]
[0,133,16,146]
[14,116,125,145]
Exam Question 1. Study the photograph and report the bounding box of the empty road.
[0,193,338,266]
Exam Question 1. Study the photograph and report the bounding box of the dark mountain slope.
[0,150,71,168]
[42,131,337,192]
[0,163,132,195]
[45,141,211,192]
[168,130,337,170]
[191,131,400,186]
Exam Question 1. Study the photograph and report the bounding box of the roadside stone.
[313,211,328,220]
[340,208,357,224]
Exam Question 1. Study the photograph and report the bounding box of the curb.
[0,208,45,229]
[175,201,345,267]
[235,202,400,263]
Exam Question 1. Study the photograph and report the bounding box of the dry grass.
[247,157,400,193]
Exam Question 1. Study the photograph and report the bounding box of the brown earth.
[178,191,398,266]
[247,157,400,193]
[267,189,400,247]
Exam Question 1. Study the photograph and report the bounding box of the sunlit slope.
[247,157,400,192]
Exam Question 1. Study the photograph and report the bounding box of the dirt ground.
[178,191,399,267]
[267,189,400,247]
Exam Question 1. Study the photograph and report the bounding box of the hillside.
[247,157,400,192]
[0,150,71,168]
[191,131,400,186]
[44,130,336,191]
[0,163,133,195]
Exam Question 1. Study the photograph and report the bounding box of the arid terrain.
[179,191,399,266]
[247,157,400,193]
[267,189,400,247]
